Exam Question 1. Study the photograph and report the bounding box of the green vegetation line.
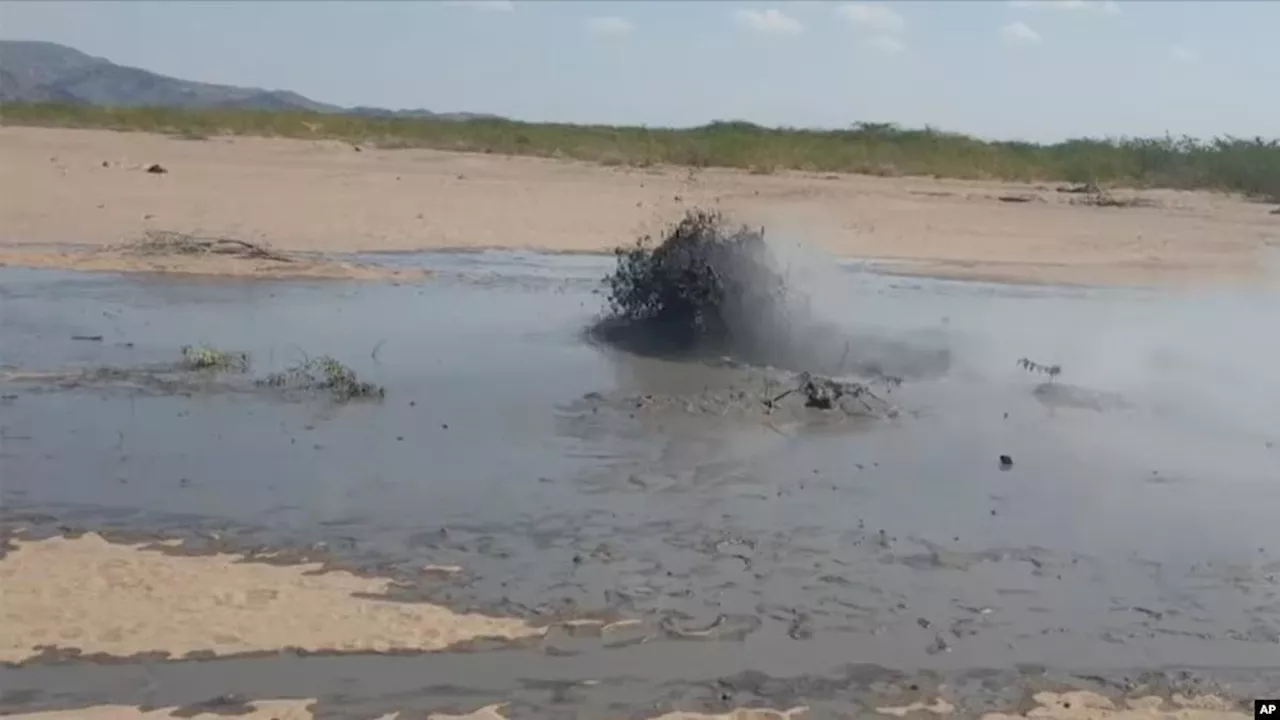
[4,103,1279,200]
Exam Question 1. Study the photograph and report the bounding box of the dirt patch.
[877,699,957,716]
[123,230,295,263]
[0,700,318,720]
[980,691,1247,720]
[648,708,810,720]
[0,532,542,663]
[0,703,818,720]
[0,234,424,282]
[1068,189,1160,209]
[0,365,242,396]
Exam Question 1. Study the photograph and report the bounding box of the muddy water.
[2,254,1279,717]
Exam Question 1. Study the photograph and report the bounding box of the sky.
[2,0,1277,143]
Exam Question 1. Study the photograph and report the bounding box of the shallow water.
[2,253,1279,716]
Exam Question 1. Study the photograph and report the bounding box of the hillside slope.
[0,39,492,119]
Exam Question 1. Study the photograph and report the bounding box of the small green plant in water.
[259,355,385,401]
[180,344,250,372]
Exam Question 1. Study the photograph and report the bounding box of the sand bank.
[3,127,1277,286]
[0,532,540,664]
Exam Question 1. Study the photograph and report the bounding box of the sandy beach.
[2,126,1277,286]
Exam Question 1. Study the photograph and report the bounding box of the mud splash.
[589,210,953,382]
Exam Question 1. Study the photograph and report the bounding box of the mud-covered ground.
[2,254,1279,718]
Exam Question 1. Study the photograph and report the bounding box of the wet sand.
[0,700,318,720]
[2,258,1277,718]
[0,242,427,281]
[3,126,1279,286]
[0,697,1257,720]
[0,532,538,664]
[0,695,1253,720]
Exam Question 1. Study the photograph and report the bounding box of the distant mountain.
[0,40,497,120]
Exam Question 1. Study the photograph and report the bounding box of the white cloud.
[734,8,804,36]
[446,0,515,11]
[1001,21,1042,45]
[1169,44,1199,65]
[585,16,633,37]
[1007,0,1120,15]
[834,3,905,33]
[867,34,906,54]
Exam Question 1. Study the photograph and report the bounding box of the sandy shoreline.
[0,529,1258,720]
[3,126,1278,286]
[0,532,540,664]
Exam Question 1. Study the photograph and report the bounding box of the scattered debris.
[145,163,168,174]
[1070,187,1157,209]
[926,634,951,655]
[1057,182,1100,195]
[766,371,892,415]
[122,230,294,263]
[179,344,250,373]
[997,194,1042,203]
[659,613,761,642]
[259,355,385,401]
[70,335,104,342]
[1057,181,1158,207]
[1018,357,1061,380]
[565,365,898,426]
